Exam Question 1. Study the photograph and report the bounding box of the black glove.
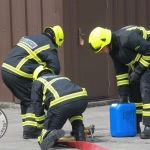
[129,71,140,84]
[129,63,146,84]
[119,96,128,103]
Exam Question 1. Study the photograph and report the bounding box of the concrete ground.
[0,100,150,150]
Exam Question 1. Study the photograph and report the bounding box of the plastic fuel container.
[109,103,136,137]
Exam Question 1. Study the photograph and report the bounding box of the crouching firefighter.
[30,66,88,150]
[1,25,64,139]
[89,25,150,139]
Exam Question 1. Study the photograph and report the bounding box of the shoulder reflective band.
[37,77,49,101]
[126,26,147,39]
[139,27,147,39]
[17,43,46,66]
[2,43,50,78]
[50,88,87,107]
[16,43,50,70]
[37,77,71,101]
[2,63,33,78]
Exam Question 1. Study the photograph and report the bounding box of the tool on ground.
[59,124,95,142]
[84,124,95,141]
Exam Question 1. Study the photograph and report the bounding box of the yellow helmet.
[43,25,64,47]
[88,27,111,53]
[33,65,54,80]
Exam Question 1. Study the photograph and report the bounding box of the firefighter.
[30,66,88,150]
[1,25,64,139]
[88,25,150,139]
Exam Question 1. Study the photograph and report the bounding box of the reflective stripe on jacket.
[31,73,88,109]
[2,33,60,78]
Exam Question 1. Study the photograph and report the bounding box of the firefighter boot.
[73,126,86,141]
[23,128,42,139]
[140,126,150,139]
[39,129,65,150]
[71,120,86,141]
[71,127,92,136]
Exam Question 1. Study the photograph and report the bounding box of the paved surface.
[0,101,150,150]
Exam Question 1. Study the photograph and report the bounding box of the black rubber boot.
[140,126,150,139]
[40,129,65,150]
[74,126,86,141]
[71,120,86,141]
[71,125,95,137]
[137,122,141,134]
[23,129,42,139]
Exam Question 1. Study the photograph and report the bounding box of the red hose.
[57,141,109,150]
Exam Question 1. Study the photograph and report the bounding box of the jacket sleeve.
[31,80,45,129]
[110,54,129,96]
[128,32,150,72]
[39,49,61,75]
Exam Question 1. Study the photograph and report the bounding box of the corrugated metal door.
[73,0,110,99]
[0,0,64,103]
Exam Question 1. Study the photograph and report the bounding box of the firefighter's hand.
[129,71,140,84]
[119,96,128,103]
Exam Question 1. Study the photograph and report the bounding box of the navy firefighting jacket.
[31,72,87,128]
[2,33,60,78]
[110,25,150,96]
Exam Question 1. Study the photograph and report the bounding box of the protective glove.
[129,71,140,84]
[119,95,128,103]
[129,63,146,84]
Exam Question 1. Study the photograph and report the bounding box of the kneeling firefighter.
[30,66,88,150]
